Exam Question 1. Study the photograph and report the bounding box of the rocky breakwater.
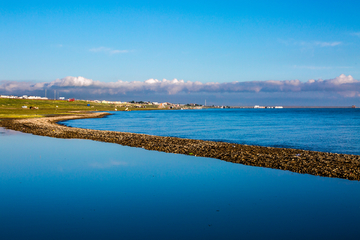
[1,112,360,180]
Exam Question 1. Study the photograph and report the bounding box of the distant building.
[28,96,42,99]
[254,105,265,108]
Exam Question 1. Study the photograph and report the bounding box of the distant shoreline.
[1,112,359,181]
[228,106,356,109]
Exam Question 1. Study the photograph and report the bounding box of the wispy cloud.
[279,39,342,48]
[351,32,360,37]
[50,44,63,48]
[293,65,331,70]
[314,41,342,47]
[293,65,352,70]
[89,46,129,54]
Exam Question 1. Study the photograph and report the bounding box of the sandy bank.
[1,112,359,180]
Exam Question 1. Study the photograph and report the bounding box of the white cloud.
[50,76,94,87]
[89,47,128,54]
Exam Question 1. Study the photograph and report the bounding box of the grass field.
[0,98,159,119]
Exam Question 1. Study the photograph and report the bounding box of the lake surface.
[1,127,360,239]
[61,108,360,155]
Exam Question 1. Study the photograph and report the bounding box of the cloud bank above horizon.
[1,74,360,95]
[1,74,360,106]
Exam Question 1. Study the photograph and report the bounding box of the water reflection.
[1,128,360,240]
[89,160,128,169]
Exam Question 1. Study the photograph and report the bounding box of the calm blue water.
[1,127,360,240]
[61,108,360,155]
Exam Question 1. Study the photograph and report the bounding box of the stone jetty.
[1,112,359,180]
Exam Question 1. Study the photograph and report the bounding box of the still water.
[1,127,360,239]
[60,108,360,155]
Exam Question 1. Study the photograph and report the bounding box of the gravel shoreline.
[1,112,360,180]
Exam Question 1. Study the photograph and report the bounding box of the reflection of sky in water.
[1,128,360,240]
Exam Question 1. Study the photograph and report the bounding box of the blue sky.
[1,0,360,105]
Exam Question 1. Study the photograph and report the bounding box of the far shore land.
[1,111,359,181]
[0,97,357,120]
